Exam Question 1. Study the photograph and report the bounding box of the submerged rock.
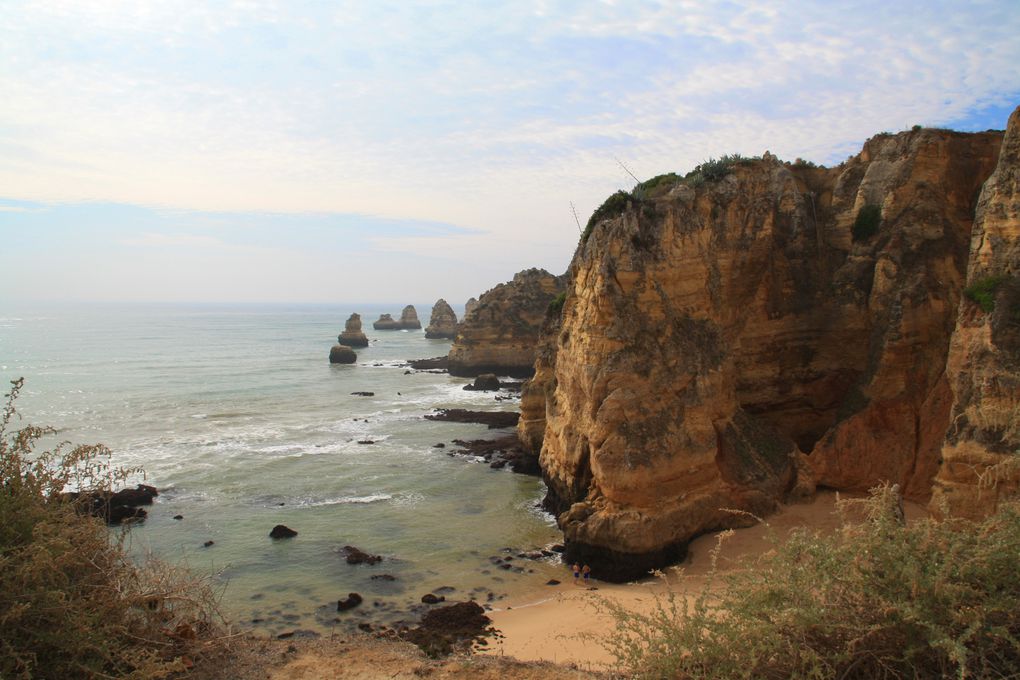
[424,409,519,429]
[336,593,363,611]
[343,545,382,565]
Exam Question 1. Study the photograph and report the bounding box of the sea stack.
[329,344,357,364]
[399,305,422,330]
[338,313,369,347]
[425,299,458,339]
[373,313,401,330]
[447,268,566,378]
[463,297,479,321]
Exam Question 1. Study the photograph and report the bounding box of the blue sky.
[2,1,1018,304]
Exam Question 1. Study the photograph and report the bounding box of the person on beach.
[582,564,591,586]
[572,563,581,583]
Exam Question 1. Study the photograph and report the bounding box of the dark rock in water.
[358,622,373,632]
[447,435,540,476]
[338,313,369,347]
[463,373,501,391]
[269,524,298,539]
[329,344,357,364]
[65,483,158,525]
[343,545,382,565]
[173,514,183,520]
[408,356,449,370]
[424,409,519,429]
[421,593,445,604]
[434,585,457,594]
[351,391,375,396]
[337,593,363,611]
[371,574,398,581]
[433,442,445,448]
[357,440,375,445]
[489,459,507,469]
[203,540,215,547]
[401,601,493,657]
[550,544,565,553]
[546,579,561,586]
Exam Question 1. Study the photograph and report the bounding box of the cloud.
[119,232,226,248]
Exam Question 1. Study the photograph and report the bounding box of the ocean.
[0,302,562,635]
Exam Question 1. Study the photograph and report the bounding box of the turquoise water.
[0,303,561,635]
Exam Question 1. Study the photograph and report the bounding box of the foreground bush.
[599,485,1020,679]
[0,378,227,679]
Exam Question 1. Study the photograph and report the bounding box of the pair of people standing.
[571,563,592,586]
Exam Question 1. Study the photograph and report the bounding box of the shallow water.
[0,303,563,635]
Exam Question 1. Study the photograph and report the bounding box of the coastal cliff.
[448,269,566,378]
[522,121,1009,580]
[934,107,1020,518]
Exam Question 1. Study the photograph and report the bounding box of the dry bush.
[1,378,231,679]
[598,484,1020,679]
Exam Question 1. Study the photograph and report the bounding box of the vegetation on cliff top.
[598,485,1020,679]
[0,378,228,679]
[583,155,757,243]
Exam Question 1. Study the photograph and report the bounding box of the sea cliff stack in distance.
[425,299,458,339]
[463,297,479,322]
[399,305,422,330]
[373,313,401,330]
[448,268,566,378]
[338,313,369,347]
[934,105,1020,518]
[525,125,1005,581]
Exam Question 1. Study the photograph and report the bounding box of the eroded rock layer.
[399,305,422,330]
[338,313,369,347]
[528,126,1005,581]
[448,268,566,378]
[934,106,1020,518]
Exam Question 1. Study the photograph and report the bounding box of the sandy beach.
[481,491,926,672]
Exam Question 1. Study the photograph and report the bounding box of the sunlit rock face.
[448,268,566,378]
[526,126,1004,581]
[934,106,1020,519]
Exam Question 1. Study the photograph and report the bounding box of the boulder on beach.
[336,592,363,611]
[329,344,357,364]
[425,299,458,339]
[463,373,500,391]
[64,483,159,525]
[337,313,369,347]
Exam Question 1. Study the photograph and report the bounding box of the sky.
[1,0,1018,305]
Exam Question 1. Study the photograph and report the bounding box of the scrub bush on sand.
[597,484,1020,679]
[0,378,230,679]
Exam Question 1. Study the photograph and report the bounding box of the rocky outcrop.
[373,313,401,330]
[425,299,458,338]
[338,313,369,347]
[448,269,567,378]
[374,307,422,330]
[527,125,1005,581]
[934,106,1020,518]
[463,297,479,321]
[400,305,422,330]
[329,344,357,364]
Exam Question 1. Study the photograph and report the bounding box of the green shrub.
[547,291,567,317]
[964,275,1007,313]
[0,378,227,679]
[683,154,754,187]
[634,173,681,200]
[852,204,882,241]
[597,485,1020,679]
[583,190,632,242]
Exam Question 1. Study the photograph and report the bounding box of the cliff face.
[527,126,1004,580]
[448,268,566,378]
[934,107,1020,518]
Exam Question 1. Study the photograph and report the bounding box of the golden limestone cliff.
[448,268,567,378]
[520,119,1011,580]
[934,106,1020,518]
